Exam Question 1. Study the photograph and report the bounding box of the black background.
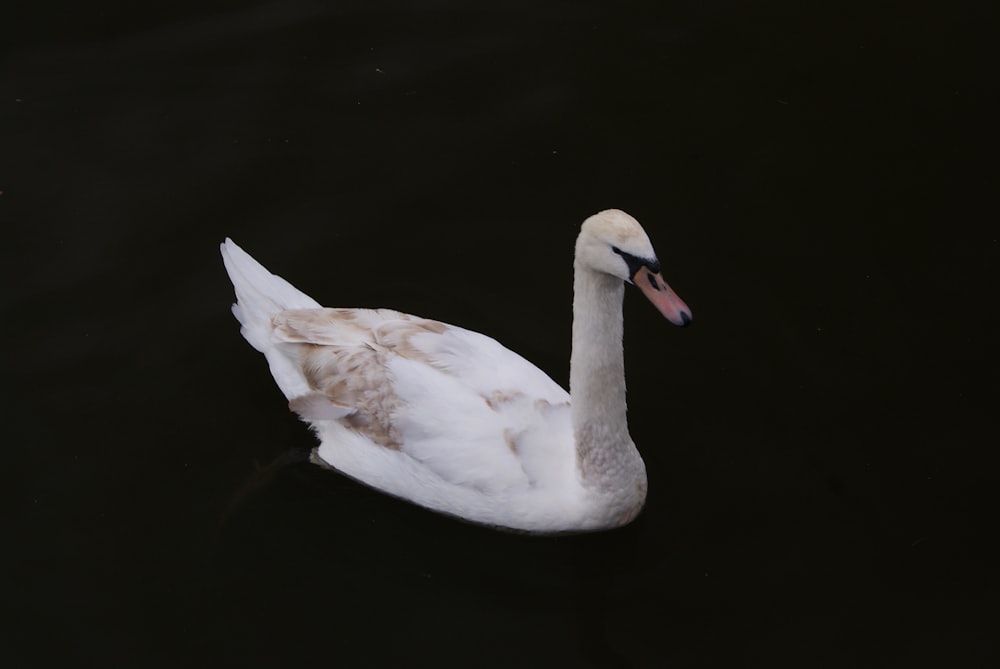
[4,1,997,667]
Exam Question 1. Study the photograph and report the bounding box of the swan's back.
[221,239,594,531]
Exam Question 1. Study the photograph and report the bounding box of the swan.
[221,209,691,533]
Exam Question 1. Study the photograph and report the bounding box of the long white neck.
[569,261,642,488]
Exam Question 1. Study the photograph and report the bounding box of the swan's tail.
[221,238,321,399]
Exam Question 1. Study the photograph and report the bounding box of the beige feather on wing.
[272,308,453,450]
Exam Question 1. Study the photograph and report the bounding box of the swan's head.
[576,209,692,326]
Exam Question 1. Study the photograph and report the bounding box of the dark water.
[4,2,997,666]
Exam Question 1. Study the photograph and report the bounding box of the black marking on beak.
[680,311,692,327]
[612,246,660,282]
[646,271,662,292]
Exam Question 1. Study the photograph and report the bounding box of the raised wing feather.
[269,308,573,493]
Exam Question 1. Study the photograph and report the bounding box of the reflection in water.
[221,447,312,524]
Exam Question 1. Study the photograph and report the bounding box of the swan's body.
[222,209,691,533]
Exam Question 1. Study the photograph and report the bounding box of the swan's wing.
[380,321,574,492]
[271,308,573,493]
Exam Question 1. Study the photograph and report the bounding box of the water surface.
[4,2,996,666]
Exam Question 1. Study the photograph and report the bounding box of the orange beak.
[634,267,692,326]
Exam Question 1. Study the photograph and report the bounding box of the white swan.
[221,209,691,533]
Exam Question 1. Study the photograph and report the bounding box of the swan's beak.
[634,267,692,327]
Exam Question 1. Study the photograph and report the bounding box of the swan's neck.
[570,263,643,490]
